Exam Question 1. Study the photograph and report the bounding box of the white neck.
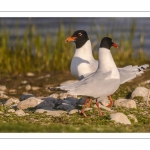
[98,47,120,78]
[74,40,95,61]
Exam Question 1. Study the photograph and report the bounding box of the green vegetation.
[0,19,150,76]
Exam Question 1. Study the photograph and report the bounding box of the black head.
[65,30,89,49]
[100,37,118,49]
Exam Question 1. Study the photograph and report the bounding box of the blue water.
[0,17,150,54]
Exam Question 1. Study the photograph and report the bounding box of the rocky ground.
[0,71,150,132]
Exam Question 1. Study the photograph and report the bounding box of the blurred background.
[0,17,150,75]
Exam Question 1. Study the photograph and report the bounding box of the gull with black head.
[61,37,119,117]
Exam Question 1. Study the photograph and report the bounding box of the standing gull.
[63,30,149,107]
[60,37,119,117]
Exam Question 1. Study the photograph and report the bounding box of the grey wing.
[67,77,120,98]
[59,71,111,91]
[118,64,149,84]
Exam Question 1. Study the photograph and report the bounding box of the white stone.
[84,108,93,111]
[9,89,17,93]
[26,72,35,76]
[0,91,9,99]
[49,93,59,99]
[25,85,32,91]
[69,109,79,115]
[0,85,7,91]
[21,80,28,84]
[59,93,68,99]
[31,86,40,90]
[4,97,20,107]
[0,111,4,114]
[140,80,150,85]
[110,113,131,125]
[17,97,42,109]
[131,87,149,98]
[15,109,26,116]
[114,98,137,108]
[8,109,15,113]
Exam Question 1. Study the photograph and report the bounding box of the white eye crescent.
[78,33,82,36]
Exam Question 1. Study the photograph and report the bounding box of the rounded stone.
[4,97,20,107]
[114,98,137,108]
[110,113,131,125]
[131,87,149,98]
[15,109,26,116]
[17,97,42,109]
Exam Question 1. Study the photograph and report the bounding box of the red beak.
[112,42,118,48]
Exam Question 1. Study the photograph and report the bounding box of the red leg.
[81,97,90,117]
[87,98,92,107]
[106,95,113,108]
[96,99,103,116]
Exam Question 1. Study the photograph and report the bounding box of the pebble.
[4,97,20,107]
[0,111,4,114]
[37,74,51,80]
[131,87,149,99]
[9,89,17,93]
[17,97,42,109]
[114,98,137,108]
[59,93,68,99]
[25,85,32,91]
[15,109,26,116]
[21,80,28,84]
[8,109,16,113]
[31,86,41,90]
[140,80,150,85]
[49,93,59,99]
[0,91,9,99]
[110,112,131,125]
[68,109,79,115]
[26,72,35,77]
[0,85,7,91]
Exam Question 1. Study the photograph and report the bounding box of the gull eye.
[78,33,82,36]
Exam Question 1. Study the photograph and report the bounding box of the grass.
[0,19,150,76]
